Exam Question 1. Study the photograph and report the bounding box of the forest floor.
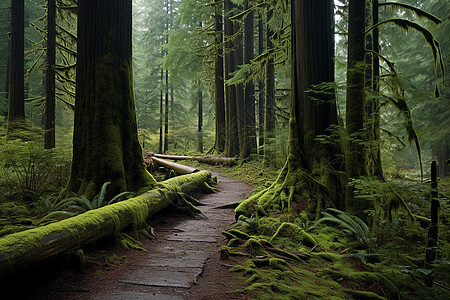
[15,171,255,299]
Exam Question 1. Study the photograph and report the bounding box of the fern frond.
[97,181,111,208]
[108,192,135,205]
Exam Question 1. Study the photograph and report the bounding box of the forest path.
[40,171,253,300]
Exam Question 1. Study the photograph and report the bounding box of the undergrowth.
[204,160,450,299]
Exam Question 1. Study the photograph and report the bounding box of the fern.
[316,208,375,249]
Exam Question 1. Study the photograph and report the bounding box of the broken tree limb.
[152,156,199,174]
[153,153,239,166]
[0,171,212,279]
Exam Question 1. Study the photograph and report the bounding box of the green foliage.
[52,182,135,214]
[315,208,375,250]
[0,140,71,201]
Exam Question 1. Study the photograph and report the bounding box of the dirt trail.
[28,171,253,299]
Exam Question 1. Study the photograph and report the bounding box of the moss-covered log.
[153,153,238,166]
[0,171,211,279]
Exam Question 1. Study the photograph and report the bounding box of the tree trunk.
[346,0,368,218]
[214,0,226,153]
[242,0,256,158]
[263,9,275,165]
[365,0,383,179]
[198,80,203,153]
[258,14,265,155]
[7,0,25,132]
[426,161,440,262]
[224,0,239,157]
[0,171,212,280]
[152,157,199,174]
[159,65,164,154]
[66,0,156,199]
[44,0,56,149]
[153,153,238,166]
[235,18,245,157]
[236,0,343,219]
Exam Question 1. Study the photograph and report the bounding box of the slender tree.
[65,0,156,198]
[44,0,56,149]
[214,0,226,153]
[258,12,265,155]
[346,0,368,218]
[198,80,203,153]
[224,0,239,157]
[263,9,275,165]
[7,0,25,132]
[163,0,170,153]
[242,0,256,158]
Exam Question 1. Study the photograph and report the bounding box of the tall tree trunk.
[236,0,343,219]
[164,69,169,153]
[163,0,170,153]
[346,0,368,218]
[235,17,245,157]
[159,65,163,154]
[44,0,56,149]
[66,0,156,199]
[365,0,382,179]
[242,0,256,158]
[7,0,25,131]
[214,0,226,153]
[258,13,265,155]
[224,0,239,157]
[263,9,275,165]
[198,81,203,153]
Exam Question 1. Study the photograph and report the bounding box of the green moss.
[344,289,386,300]
[270,222,316,247]
[311,252,343,262]
[244,238,268,256]
[345,271,399,299]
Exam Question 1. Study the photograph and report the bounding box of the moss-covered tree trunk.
[214,0,226,153]
[236,0,343,219]
[66,0,156,199]
[346,0,368,218]
[365,0,383,179]
[44,0,56,149]
[7,0,25,132]
[0,171,212,280]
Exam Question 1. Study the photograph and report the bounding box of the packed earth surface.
[10,171,254,299]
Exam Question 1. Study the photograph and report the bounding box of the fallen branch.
[153,153,239,166]
[152,156,199,174]
[0,171,212,279]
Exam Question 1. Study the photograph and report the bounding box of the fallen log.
[153,153,238,166]
[152,156,199,174]
[0,171,212,279]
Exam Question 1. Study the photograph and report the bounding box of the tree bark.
[224,0,239,157]
[198,80,203,153]
[66,0,156,199]
[258,13,265,155]
[242,0,256,158]
[0,171,212,280]
[346,0,368,218]
[44,0,56,149]
[264,9,275,165]
[214,0,226,153]
[7,0,25,131]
